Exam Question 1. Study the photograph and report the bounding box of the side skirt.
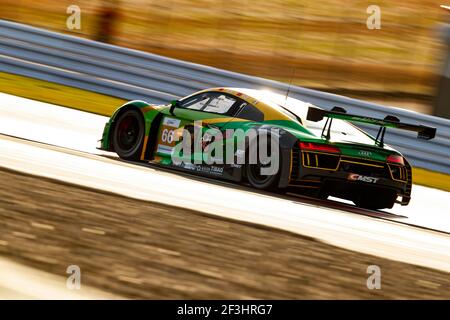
[148,160,244,183]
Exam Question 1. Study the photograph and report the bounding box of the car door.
[154,91,241,165]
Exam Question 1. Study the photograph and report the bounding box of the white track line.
[0,258,120,299]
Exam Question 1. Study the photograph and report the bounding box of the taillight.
[387,154,404,165]
[299,142,340,154]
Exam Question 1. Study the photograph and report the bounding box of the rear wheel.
[112,109,145,160]
[245,136,281,190]
[246,161,280,190]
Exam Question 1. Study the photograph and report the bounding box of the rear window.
[305,118,376,145]
[252,90,375,144]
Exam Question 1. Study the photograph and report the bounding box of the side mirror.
[169,100,179,115]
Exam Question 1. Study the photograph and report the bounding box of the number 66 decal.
[156,117,182,155]
[161,128,175,144]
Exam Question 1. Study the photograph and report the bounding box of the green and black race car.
[98,87,436,210]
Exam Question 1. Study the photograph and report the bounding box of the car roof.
[194,88,382,146]
[205,87,314,122]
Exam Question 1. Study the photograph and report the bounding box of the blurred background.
[1,0,449,115]
[0,1,449,300]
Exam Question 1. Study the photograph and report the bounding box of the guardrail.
[0,19,448,174]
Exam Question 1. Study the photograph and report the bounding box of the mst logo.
[348,173,379,184]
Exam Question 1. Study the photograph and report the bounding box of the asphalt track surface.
[0,92,449,275]
[2,168,450,299]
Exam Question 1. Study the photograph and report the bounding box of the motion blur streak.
[0,93,449,272]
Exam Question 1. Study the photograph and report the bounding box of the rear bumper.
[288,149,411,205]
[294,167,406,189]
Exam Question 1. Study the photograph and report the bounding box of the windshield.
[244,89,376,145]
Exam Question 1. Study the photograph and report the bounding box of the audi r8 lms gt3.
[98,87,436,210]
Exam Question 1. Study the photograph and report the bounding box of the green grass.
[0,72,125,116]
[413,168,450,192]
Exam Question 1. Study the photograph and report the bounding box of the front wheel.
[112,109,145,160]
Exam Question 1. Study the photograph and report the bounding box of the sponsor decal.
[201,131,216,151]
[348,173,379,184]
[178,162,224,175]
[162,117,181,128]
[156,117,183,156]
[156,144,174,155]
[170,121,280,176]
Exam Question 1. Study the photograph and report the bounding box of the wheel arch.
[106,100,163,159]
[243,125,298,189]
[402,157,413,205]
[105,102,144,152]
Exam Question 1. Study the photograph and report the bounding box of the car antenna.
[283,68,296,108]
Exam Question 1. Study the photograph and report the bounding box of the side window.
[203,94,237,114]
[179,93,212,110]
[236,102,264,122]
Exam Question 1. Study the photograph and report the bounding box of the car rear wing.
[306,106,436,144]
[306,107,436,140]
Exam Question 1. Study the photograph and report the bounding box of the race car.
[98,87,436,209]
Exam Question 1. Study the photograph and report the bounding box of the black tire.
[245,135,281,190]
[112,109,145,160]
[354,190,397,210]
